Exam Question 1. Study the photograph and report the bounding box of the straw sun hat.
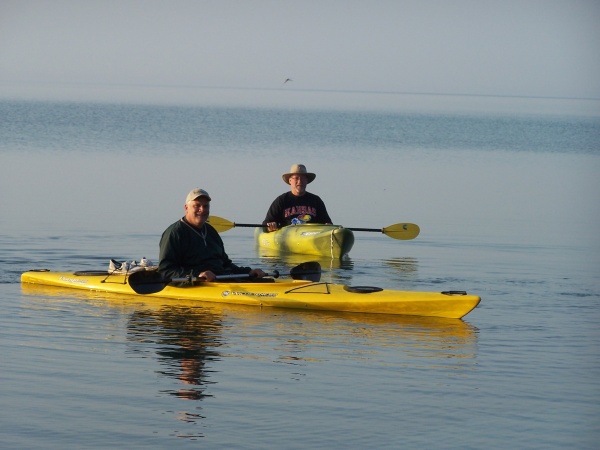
[282,164,316,184]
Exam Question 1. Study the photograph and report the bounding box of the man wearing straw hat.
[262,164,332,232]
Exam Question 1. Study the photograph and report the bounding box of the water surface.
[1,94,598,449]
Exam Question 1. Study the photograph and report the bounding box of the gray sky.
[1,0,599,100]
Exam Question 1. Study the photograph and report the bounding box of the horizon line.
[1,80,599,103]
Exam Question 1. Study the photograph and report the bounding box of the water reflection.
[257,251,355,283]
[379,257,420,284]
[126,306,223,402]
[265,310,479,366]
[21,282,480,406]
[256,251,421,287]
[382,257,419,274]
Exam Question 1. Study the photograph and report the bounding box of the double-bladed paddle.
[207,216,420,240]
[128,261,322,295]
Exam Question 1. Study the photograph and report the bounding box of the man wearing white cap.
[262,164,332,232]
[159,188,266,281]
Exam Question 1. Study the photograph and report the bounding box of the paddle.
[208,216,420,240]
[128,261,322,295]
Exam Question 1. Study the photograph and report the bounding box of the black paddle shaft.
[128,262,321,295]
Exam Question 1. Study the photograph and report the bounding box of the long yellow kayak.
[254,224,355,258]
[21,268,480,319]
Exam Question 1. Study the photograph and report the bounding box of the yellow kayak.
[21,268,480,319]
[254,224,355,258]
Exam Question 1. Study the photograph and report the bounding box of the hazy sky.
[1,0,599,101]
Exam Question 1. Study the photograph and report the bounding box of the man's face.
[289,174,308,196]
[185,197,210,227]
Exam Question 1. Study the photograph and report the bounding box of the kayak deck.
[21,270,480,319]
[254,224,355,258]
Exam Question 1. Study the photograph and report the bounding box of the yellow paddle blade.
[381,223,420,240]
[207,216,235,233]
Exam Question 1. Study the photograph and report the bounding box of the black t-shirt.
[263,191,332,227]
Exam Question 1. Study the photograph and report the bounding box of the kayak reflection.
[257,253,421,290]
[20,283,225,404]
[257,251,355,284]
[268,311,479,365]
[21,283,480,398]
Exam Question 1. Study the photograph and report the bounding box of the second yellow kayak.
[254,224,355,258]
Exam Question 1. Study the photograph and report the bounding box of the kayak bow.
[254,224,355,258]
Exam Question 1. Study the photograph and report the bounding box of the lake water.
[1,90,599,449]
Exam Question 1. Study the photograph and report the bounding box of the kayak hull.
[21,270,480,319]
[254,224,355,258]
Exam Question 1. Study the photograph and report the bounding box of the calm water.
[1,94,599,449]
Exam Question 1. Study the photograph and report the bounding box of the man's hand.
[249,268,266,278]
[198,270,216,281]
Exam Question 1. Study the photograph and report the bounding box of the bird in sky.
[282,78,293,85]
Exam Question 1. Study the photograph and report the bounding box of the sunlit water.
[1,93,599,449]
